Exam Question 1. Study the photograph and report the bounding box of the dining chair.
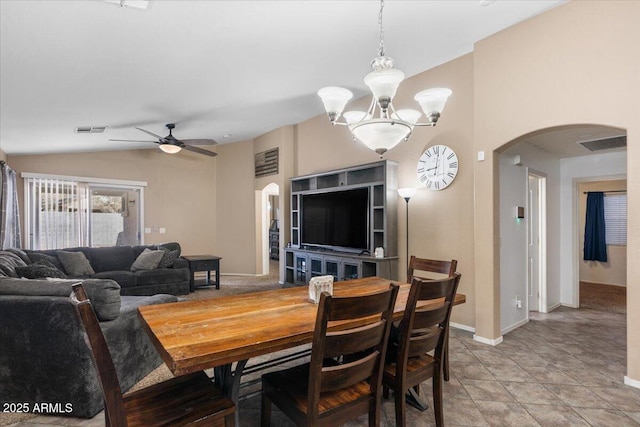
[260,283,399,427]
[70,283,236,427]
[407,256,458,381]
[383,273,461,427]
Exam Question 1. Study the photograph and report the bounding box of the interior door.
[528,175,540,311]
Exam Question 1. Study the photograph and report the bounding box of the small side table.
[183,255,221,292]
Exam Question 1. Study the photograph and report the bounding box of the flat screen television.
[301,187,369,252]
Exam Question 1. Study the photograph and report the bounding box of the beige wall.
[7,149,217,254]
[578,180,627,286]
[472,0,639,379]
[296,54,476,328]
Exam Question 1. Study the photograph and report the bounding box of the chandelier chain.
[378,0,385,57]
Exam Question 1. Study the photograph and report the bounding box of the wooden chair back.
[398,274,460,361]
[407,256,457,283]
[307,284,399,423]
[70,283,127,426]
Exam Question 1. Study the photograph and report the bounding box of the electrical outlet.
[516,296,522,309]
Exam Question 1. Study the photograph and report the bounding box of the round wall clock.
[416,144,459,190]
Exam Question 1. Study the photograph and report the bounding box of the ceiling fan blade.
[135,127,164,140]
[181,138,218,146]
[109,139,160,143]
[183,145,218,157]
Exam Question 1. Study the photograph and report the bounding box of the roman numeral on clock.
[449,162,458,169]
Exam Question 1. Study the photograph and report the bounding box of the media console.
[285,160,398,285]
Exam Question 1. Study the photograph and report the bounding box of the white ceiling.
[0,0,566,156]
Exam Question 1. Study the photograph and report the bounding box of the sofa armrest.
[172,257,189,269]
[0,278,121,321]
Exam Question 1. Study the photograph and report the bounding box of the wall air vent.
[75,126,107,134]
[577,135,626,152]
[255,148,279,178]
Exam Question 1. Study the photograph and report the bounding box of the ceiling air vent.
[577,135,626,152]
[255,148,279,178]
[75,126,106,134]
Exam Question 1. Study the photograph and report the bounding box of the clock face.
[417,145,459,190]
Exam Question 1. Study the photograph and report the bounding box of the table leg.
[206,270,211,286]
[215,263,220,290]
[214,359,248,426]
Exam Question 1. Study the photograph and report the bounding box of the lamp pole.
[397,188,417,270]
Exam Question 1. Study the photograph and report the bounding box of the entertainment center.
[285,160,398,285]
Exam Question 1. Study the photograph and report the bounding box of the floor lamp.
[398,188,417,268]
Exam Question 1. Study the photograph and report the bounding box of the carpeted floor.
[579,281,626,314]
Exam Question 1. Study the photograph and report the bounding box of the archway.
[496,124,626,334]
[255,183,280,276]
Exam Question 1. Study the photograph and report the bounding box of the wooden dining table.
[138,276,465,421]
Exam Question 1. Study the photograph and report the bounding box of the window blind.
[604,193,627,246]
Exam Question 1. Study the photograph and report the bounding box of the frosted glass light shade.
[317,87,353,117]
[391,109,422,125]
[364,68,405,102]
[398,187,417,199]
[343,111,372,124]
[350,119,411,155]
[414,88,452,122]
[159,144,182,154]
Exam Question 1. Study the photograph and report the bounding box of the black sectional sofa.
[20,242,190,296]
[0,243,190,418]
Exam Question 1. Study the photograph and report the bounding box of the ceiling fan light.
[159,144,181,154]
[414,88,452,123]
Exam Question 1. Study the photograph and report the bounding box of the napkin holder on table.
[309,275,334,304]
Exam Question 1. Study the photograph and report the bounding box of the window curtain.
[584,191,607,262]
[0,161,22,249]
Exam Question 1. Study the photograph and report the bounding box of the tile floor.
[7,306,640,426]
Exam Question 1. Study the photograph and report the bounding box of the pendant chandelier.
[318,0,452,156]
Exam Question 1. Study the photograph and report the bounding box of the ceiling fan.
[110,123,218,157]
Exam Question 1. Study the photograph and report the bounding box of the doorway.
[527,172,546,313]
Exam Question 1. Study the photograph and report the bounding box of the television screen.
[301,188,369,251]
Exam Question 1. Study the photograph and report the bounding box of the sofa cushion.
[92,270,137,288]
[89,246,136,272]
[135,267,189,287]
[15,261,67,279]
[58,251,95,276]
[26,252,65,271]
[131,248,164,272]
[0,278,121,321]
[0,251,27,277]
[157,246,180,268]
[5,248,32,264]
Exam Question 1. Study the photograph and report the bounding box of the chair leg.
[369,401,380,427]
[444,328,451,381]
[261,392,271,427]
[394,388,406,427]
[433,370,444,427]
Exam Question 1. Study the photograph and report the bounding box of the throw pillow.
[157,246,180,268]
[15,261,68,279]
[57,251,95,276]
[26,252,65,271]
[131,248,165,272]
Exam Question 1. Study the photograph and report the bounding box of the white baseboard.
[547,302,561,312]
[473,334,503,346]
[501,318,528,335]
[625,376,640,389]
[450,322,475,333]
[561,302,579,309]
